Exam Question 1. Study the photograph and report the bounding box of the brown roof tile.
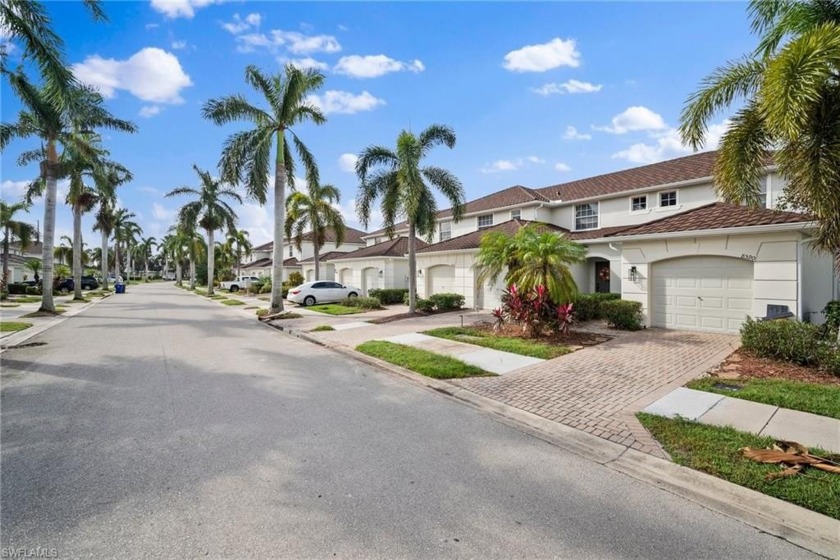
[535,151,720,203]
[242,257,272,268]
[248,227,367,252]
[331,237,427,261]
[566,225,635,240]
[417,219,568,254]
[608,202,809,237]
[299,251,348,264]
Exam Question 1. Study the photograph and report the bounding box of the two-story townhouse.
[411,151,837,333]
[241,227,368,281]
[2,240,43,284]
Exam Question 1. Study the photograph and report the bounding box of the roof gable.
[416,219,568,254]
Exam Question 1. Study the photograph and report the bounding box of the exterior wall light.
[417,269,423,276]
[629,266,639,282]
[378,269,384,276]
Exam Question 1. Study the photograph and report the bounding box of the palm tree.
[24,258,41,282]
[285,182,345,281]
[1,200,36,289]
[112,208,141,281]
[679,0,840,325]
[203,64,326,312]
[163,227,189,286]
[356,124,466,313]
[136,236,157,281]
[474,225,587,305]
[166,165,241,295]
[91,164,131,291]
[1,73,136,312]
[227,229,252,279]
[54,235,72,265]
[183,226,205,290]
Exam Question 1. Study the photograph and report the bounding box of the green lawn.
[0,321,32,333]
[221,299,245,306]
[0,304,20,308]
[356,340,493,379]
[687,377,840,420]
[9,296,41,303]
[208,294,227,300]
[637,413,840,519]
[424,326,571,359]
[310,325,335,332]
[308,304,365,315]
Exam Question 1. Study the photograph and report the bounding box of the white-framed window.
[439,221,452,241]
[659,191,678,207]
[630,195,647,212]
[510,209,521,220]
[758,179,769,208]
[574,203,599,230]
[288,245,294,257]
[477,214,494,229]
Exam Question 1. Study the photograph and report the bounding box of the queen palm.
[1,200,36,289]
[136,236,157,281]
[474,225,587,305]
[356,124,466,313]
[166,165,241,295]
[680,0,840,313]
[1,73,135,312]
[162,228,188,287]
[226,229,252,279]
[54,235,72,265]
[183,226,205,290]
[285,182,345,281]
[203,64,326,312]
[112,208,141,280]
[92,165,131,290]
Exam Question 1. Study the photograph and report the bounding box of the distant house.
[2,241,42,283]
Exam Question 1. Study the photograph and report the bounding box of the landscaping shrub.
[740,317,823,366]
[493,284,574,337]
[369,288,408,305]
[601,300,643,330]
[0,292,6,301]
[428,292,465,311]
[25,286,40,296]
[573,292,621,321]
[416,298,435,312]
[823,300,840,334]
[402,292,418,305]
[7,283,27,295]
[288,271,304,287]
[341,296,381,309]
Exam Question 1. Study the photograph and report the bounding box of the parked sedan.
[287,281,361,306]
[56,276,99,292]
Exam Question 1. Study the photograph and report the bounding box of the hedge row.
[572,292,621,321]
[368,288,408,305]
[741,316,839,375]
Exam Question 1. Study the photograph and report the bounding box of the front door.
[595,261,610,293]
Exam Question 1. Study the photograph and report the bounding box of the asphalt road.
[0,283,818,558]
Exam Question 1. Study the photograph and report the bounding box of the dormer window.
[510,209,521,220]
[659,191,678,207]
[631,196,647,212]
[477,214,494,229]
[289,245,294,257]
[439,221,452,241]
[574,203,599,230]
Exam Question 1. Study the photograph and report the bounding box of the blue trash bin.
[115,283,125,294]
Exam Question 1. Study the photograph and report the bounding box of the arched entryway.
[425,265,455,296]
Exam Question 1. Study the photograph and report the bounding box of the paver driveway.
[454,327,739,457]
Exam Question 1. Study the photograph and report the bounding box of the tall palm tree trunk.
[189,257,196,290]
[313,238,320,281]
[270,139,286,313]
[144,257,149,281]
[176,261,182,286]
[407,221,417,314]
[114,242,121,280]
[72,204,83,300]
[100,230,109,291]
[2,227,10,289]
[127,250,132,281]
[237,249,242,279]
[207,228,215,295]
[40,146,58,312]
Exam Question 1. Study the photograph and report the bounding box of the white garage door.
[653,256,753,334]
[338,268,352,286]
[362,267,378,296]
[428,265,455,295]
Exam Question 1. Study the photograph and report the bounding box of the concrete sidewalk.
[643,387,840,453]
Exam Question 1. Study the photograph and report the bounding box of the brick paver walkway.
[452,328,739,457]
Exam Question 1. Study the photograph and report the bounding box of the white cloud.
[1,179,31,200]
[150,0,220,19]
[595,106,667,134]
[307,90,385,115]
[612,120,732,164]
[563,126,591,141]
[72,47,192,104]
[334,55,424,78]
[503,37,580,72]
[281,57,329,71]
[222,12,261,34]
[139,105,162,118]
[152,202,177,221]
[237,29,341,55]
[554,163,571,172]
[338,153,359,173]
[480,156,544,174]
[171,40,187,50]
[533,79,601,96]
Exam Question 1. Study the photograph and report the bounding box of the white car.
[221,275,261,292]
[287,281,361,306]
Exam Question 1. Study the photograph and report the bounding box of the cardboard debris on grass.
[740,440,840,480]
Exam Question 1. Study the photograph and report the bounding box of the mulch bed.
[470,322,611,347]
[368,308,462,324]
[708,348,840,386]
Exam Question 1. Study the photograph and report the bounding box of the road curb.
[273,328,840,558]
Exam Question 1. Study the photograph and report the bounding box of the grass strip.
[310,325,335,332]
[308,304,365,316]
[0,322,32,333]
[637,413,840,519]
[687,377,840,420]
[221,299,245,306]
[424,326,570,359]
[356,340,493,379]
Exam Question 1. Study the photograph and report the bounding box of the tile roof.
[417,219,568,254]
[241,257,272,268]
[535,151,721,203]
[283,257,300,266]
[299,251,348,264]
[251,241,273,252]
[247,227,368,253]
[565,225,636,240]
[608,202,810,237]
[363,186,549,238]
[331,236,427,261]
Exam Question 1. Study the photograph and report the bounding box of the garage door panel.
[429,266,455,295]
[653,256,753,334]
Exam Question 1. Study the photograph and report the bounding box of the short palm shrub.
[492,284,574,337]
[369,288,408,305]
[601,300,643,330]
[341,296,381,309]
[428,293,465,311]
[573,293,621,321]
[740,317,824,366]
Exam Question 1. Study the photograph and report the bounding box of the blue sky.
[1,1,756,246]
